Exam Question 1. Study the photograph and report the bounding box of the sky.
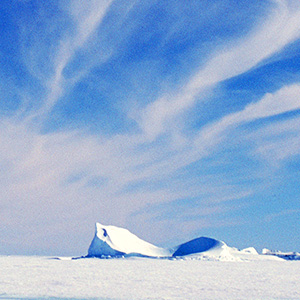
[0,0,300,256]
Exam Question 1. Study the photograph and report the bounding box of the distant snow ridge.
[262,248,300,260]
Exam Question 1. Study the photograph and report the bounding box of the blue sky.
[1,0,300,256]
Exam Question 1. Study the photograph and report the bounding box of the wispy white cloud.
[249,115,300,166]
[212,83,300,128]
[125,83,300,183]
[192,83,300,152]
[136,0,300,139]
[265,208,300,222]
[25,0,114,122]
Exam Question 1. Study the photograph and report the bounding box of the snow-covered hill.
[86,223,284,261]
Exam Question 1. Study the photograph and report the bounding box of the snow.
[262,248,272,255]
[261,249,300,260]
[87,223,238,259]
[88,223,171,257]
[86,223,284,261]
[172,236,222,256]
[240,247,258,255]
[176,244,283,262]
[1,255,300,299]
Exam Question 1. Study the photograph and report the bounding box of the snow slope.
[88,222,171,257]
[172,236,222,256]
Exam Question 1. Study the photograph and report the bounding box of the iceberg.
[87,222,227,259]
[87,223,171,258]
[86,222,285,261]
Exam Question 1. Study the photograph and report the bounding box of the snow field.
[0,255,299,300]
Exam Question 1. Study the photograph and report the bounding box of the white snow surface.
[88,222,171,257]
[1,255,300,300]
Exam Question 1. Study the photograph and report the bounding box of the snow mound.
[87,223,171,258]
[172,237,222,257]
[177,242,239,261]
[262,248,271,255]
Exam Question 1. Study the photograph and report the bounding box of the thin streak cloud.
[28,0,114,121]
[137,0,300,139]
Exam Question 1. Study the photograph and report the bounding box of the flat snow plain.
[0,256,299,300]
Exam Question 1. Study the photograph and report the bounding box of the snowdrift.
[86,222,283,261]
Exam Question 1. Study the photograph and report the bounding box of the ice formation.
[86,222,287,261]
[88,223,171,257]
[87,222,233,259]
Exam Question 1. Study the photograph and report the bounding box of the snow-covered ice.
[0,255,300,300]
[86,223,285,262]
[88,223,171,257]
[87,222,234,259]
